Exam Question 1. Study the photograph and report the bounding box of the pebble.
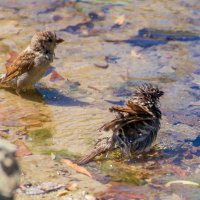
[85,194,96,200]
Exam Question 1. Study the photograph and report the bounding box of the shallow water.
[0,0,199,199]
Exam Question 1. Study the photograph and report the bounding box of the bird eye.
[48,38,53,42]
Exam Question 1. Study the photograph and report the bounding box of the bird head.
[135,83,164,107]
[30,31,64,52]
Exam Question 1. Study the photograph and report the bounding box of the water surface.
[0,0,199,199]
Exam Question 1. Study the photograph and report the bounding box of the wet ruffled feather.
[78,83,164,165]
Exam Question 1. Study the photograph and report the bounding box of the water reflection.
[1,86,90,107]
[0,0,199,199]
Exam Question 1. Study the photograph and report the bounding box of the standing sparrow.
[78,83,164,165]
[0,31,64,95]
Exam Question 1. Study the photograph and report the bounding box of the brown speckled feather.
[100,102,154,132]
[2,51,35,82]
[77,84,164,165]
[109,103,154,117]
[126,100,154,116]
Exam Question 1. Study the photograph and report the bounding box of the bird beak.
[56,38,64,44]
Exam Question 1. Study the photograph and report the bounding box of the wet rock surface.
[0,0,199,199]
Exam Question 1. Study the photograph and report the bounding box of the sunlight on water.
[0,0,199,199]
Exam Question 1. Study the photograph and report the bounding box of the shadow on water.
[91,135,200,196]
[106,28,200,48]
[156,135,200,165]
[37,87,90,107]
[126,28,200,48]
[2,87,90,107]
[138,28,200,41]
[95,134,200,168]
[111,133,200,168]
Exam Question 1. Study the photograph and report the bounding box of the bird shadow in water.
[37,87,90,107]
[122,135,200,166]
[2,87,90,107]
[145,134,200,165]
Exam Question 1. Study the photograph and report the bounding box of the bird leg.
[15,88,21,96]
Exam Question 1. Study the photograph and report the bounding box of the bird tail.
[77,137,114,165]
[0,74,7,85]
[0,74,12,89]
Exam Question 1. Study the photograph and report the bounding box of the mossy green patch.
[100,161,149,185]
[28,128,53,145]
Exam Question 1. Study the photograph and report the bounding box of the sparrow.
[78,83,164,165]
[0,31,64,95]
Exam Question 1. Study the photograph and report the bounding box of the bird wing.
[126,100,154,116]
[109,102,154,117]
[2,51,35,82]
[100,100,154,132]
[99,116,145,132]
[109,106,137,114]
[99,119,123,131]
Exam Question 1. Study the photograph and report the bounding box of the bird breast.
[29,53,52,81]
[17,52,53,89]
